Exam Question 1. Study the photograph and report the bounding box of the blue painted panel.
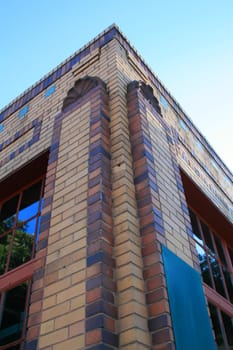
[162,245,216,350]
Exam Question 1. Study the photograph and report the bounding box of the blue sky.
[1,0,233,172]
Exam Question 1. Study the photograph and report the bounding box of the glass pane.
[0,195,19,230]
[23,218,37,236]
[214,234,227,265]
[209,255,226,298]
[201,221,215,255]
[228,248,233,267]
[222,266,233,304]
[0,283,27,346]
[0,233,12,275]
[197,246,213,287]
[8,229,33,271]
[189,209,203,245]
[208,303,225,349]
[18,181,41,222]
[221,311,233,348]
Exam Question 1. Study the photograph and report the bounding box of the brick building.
[0,25,232,350]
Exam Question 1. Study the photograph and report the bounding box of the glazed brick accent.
[0,118,42,167]
[0,27,118,125]
[86,82,118,349]
[127,81,175,349]
[167,145,199,270]
[25,145,59,344]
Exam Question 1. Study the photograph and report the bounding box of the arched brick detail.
[62,76,106,112]
[129,80,161,115]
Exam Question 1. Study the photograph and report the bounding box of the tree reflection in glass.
[0,180,43,275]
[197,245,213,287]
[8,228,33,271]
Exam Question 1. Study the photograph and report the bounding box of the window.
[189,208,233,350]
[0,153,47,349]
[0,282,30,349]
[0,178,45,275]
[208,303,233,350]
[189,209,233,304]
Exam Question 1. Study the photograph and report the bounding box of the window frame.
[0,153,48,349]
[189,206,233,349]
[0,281,31,350]
[0,175,45,276]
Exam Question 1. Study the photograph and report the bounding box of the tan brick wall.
[38,103,90,349]
[2,33,229,349]
[147,110,193,266]
[108,43,151,349]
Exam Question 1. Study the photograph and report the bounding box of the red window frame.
[0,154,48,349]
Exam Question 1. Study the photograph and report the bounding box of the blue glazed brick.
[14,131,20,139]
[9,152,15,160]
[102,329,118,347]
[44,85,56,98]
[87,344,113,350]
[89,146,111,160]
[23,339,38,350]
[71,54,81,66]
[18,105,29,118]
[0,124,4,132]
[134,172,148,184]
[87,251,104,267]
[160,95,169,109]
[143,136,152,150]
[181,202,189,215]
[154,222,165,235]
[148,179,158,192]
[144,149,154,163]
[86,315,105,331]
[19,144,25,153]
[0,112,4,123]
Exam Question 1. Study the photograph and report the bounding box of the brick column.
[25,77,118,350]
[127,81,175,350]
[85,83,118,349]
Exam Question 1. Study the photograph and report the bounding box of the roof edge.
[0,24,232,180]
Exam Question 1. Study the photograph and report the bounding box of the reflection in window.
[0,283,28,348]
[209,303,233,350]
[18,182,41,222]
[9,229,33,271]
[228,248,233,266]
[198,247,213,288]
[189,209,203,245]
[189,209,233,304]
[0,195,19,230]
[0,178,44,275]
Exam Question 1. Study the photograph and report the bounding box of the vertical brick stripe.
[86,84,118,349]
[127,81,175,350]
[25,112,63,348]
[168,133,199,270]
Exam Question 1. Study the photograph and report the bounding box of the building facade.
[0,25,232,350]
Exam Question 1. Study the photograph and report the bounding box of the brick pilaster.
[127,81,175,350]
[85,83,118,349]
